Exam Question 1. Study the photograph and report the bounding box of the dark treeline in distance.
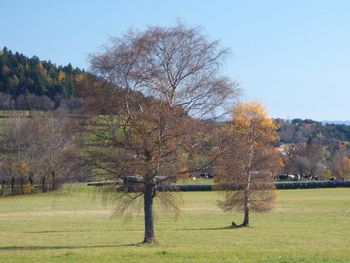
[277,119,350,181]
[0,47,84,110]
[277,118,350,149]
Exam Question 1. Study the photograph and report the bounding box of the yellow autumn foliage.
[232,101,279,145]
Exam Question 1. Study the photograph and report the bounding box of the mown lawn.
[0,187,349,262]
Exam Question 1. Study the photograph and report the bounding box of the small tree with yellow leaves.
[215,101,281,227]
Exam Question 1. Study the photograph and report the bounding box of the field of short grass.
[0,187,350,262]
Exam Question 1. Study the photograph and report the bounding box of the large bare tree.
[86,24,239,243]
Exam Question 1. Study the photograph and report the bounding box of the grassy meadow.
[0,187,350,262]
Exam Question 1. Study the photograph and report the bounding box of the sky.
[2,0,350,121]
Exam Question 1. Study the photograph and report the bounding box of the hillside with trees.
[277,118,350,180]
[0,47,84,110]
[277,118,350,148]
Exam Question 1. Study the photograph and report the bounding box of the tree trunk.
[242,189,250,226]
[19,176,24,194]
[11,178,15,194]
[0,180,4,195]
[231,189,250,227]
[29,172,34,186]
[241,146,253,227]
[143,183,156,244]
[51,170,56,191]
[41,177,46,193]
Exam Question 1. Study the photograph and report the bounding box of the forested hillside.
[276,118,350,180]
[0,47,84,110]
[277,118,350,149]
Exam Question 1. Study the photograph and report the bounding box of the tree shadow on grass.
[0,243,139,251]
[24,229,142,234]
[177,225,253,231]
[177,226,234,231]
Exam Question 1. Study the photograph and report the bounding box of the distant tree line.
[0,47,84,110]
[277,119,350,180]
[277,118,350,149]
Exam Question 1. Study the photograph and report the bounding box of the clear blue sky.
[2,0,350,121]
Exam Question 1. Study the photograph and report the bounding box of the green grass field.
[0,188,350,262]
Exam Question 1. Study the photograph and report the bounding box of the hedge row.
[173,181,350,191]
[275,181,350,189]
[88,181,350,192]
